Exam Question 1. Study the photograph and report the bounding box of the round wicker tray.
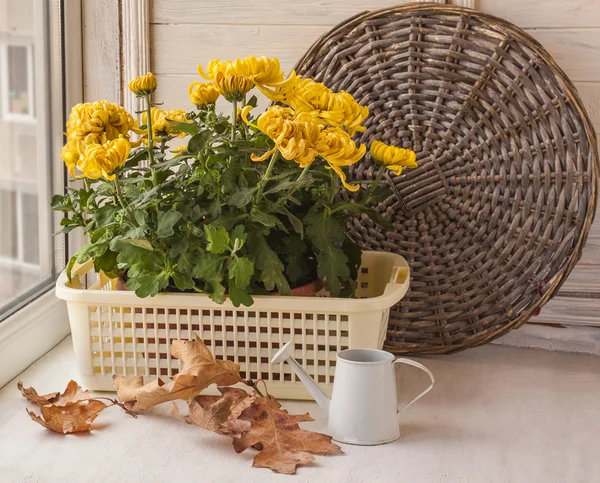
[295,4,599,354]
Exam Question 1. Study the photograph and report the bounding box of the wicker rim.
[295,4,599,354]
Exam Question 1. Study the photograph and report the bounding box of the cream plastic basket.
[55,250,410,400]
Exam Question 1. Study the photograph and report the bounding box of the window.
[0,0,66,321]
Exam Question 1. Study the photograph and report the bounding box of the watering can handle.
[393,358,435,414]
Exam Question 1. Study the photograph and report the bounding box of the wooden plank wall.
[148,0,600,326]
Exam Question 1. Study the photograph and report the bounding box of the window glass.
[0,0,56,315]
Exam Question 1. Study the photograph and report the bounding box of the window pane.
[7,45,31,116]
[0,0,55,315]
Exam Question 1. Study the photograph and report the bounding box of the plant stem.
[255,150,280,201]
[144,94,157,186]
[273,164,311,209]
[113,179,137,226]
[231,99,238,141]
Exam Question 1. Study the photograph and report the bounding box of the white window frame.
[0,42,36,124]
[0,0,83,389]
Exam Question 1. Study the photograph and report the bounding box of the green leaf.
[209,281,226,304]
[317,245,350,297]
[126,272,170,298]
[193,253,226,281]
[304,211,346,251]
[187,130,212,153]
[93,249,118,277]
[172,270,195,291]
[66,255,76,282]
[247,95,258,108]
[51,194,73,212]
[120,238,154,251]
[250,209,279,228]
[157,209,182,238]
[228,256,254,288]
[169,121,198,136]
[231,225,247,251]
[228,187,255,208]
[248,233,290,295]
[228,281,254,308]
[204,225,230,254]
[74,242,109,263]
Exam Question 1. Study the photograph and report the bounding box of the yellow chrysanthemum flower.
[65,101,140,152]
[188,81,219,107]
[197,56,285,102]
[75,138,131,181]
[370,140,417,176]
[241,105,321,167]
[142,107,188,140]
[262,73,369,135]
[128,72,157,97]
[316,128,366,192]
[171,145,188,157]
[61,140,80,177]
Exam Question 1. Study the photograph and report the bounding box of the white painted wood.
[151,24,327,76]
[559,265,600,293]
[451,0,476,8]
[480,0,600,28]
[122,0,150,119]
[151,0,409,26]
[2,339,600,481]
[82,0,121,102]
[494,323,600,356]
[528,29,600,82]
[152,24,600,83]
[535,296,600,327]
[0,291,69,388]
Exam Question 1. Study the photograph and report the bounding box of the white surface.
[1,338,599,482]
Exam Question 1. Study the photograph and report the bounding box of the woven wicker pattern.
[295,4,599,354]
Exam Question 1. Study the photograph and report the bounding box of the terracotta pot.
[275,279,324,297]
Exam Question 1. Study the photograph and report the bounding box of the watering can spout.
[271,341,330,412]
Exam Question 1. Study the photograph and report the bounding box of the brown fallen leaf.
[172,387,255,436]
[232,393,343,474]
[18,380,90,407]
[113,374,198,412]
[27,400,107,434]
[114,334,243,412]
[171,334,242,391]
[17,381,59,406]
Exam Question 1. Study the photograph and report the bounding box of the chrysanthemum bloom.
[75,138,131,180]
[241,105,321,167]
[370,140,417,176]
[188,82,219,107]
[128,72,157,97]
[65,101,140,152]
[197,56,285,102]
[262,73,369,136]
[316,127,366,192]
[142,107,188,140]
[61,140,81,177]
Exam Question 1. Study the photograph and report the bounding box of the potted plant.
[52,56,417,307]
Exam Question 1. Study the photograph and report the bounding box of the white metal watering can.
[271,341,435,445]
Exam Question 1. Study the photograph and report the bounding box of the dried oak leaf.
[113,374,198,412]
[233,394,343,474]
[27,400,107,434]
[171,334,242,391]
[172,387,255,436]
[114,334,242,412]
[18,380,90,407]
[17,381,60,406]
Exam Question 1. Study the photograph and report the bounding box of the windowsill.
[1,338,599,481]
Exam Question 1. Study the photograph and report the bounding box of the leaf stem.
[113,179,137,226]
[91,397,138,418]
[144,94,157,186]
[255,150,280,201]
[231,99,238,141]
